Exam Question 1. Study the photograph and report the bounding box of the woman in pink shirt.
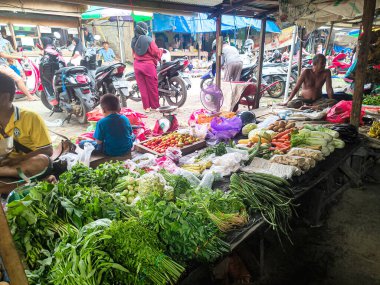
[132,22,162,113]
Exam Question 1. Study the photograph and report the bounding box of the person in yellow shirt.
[0,73,53,194]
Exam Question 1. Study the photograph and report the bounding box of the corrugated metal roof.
[160,0,223,6]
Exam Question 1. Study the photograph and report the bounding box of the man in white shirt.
[222,41,243,82]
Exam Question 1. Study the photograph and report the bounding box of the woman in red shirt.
[132,22,162,113]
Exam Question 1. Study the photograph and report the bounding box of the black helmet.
[237,111,256,125]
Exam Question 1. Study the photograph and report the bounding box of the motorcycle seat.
[157,60,178,72]
[55,66,87,75]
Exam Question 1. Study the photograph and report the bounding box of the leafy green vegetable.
[195,142,227,161]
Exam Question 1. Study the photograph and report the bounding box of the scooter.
[14,53,42,98]
[125,52,190,107]
[37,33,97,124]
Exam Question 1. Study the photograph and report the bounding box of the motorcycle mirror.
[94,35,101,41]
[53,32,61,39]
[36,43,43,50]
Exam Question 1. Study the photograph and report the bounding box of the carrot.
[272,142,289,148]
[273,128,293,140]
[273,138,288,143]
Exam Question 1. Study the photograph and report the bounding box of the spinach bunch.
[137,191,229,263]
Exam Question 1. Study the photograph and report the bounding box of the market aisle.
[257,179,380,285]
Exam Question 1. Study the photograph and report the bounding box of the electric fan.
[200,84,224,113]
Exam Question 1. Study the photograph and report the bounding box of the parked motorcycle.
[328,53,351,75]
[15,57,42,98]
[37,33,96,124]
[200,62,286,98]
[125,56,190,107]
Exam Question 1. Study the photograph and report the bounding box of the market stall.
[1,103,373,284]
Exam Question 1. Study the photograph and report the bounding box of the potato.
[278,127,285,132]
[285,122,296,129]
[268,125,275,130]
[274,121,280,126]
[279,121,286,128]
[273,126,280,132]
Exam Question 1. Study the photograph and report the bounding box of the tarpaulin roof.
[152,13,280,34]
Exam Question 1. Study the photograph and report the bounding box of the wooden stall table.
[170,50,208,60]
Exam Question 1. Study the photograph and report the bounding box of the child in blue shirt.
[80,94,134,156]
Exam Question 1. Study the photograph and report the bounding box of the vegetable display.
[368,121,380,138]
[362,95,380,106]
[267,120,296,133]
[142,133,199,154]
[230,173,294,240]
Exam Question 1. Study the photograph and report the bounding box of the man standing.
[222,41,243,82]
[0,35,36,101]
[98,41,116,65]
[0,74,53,194]
[281,54,336,110]
[83,27,94,46]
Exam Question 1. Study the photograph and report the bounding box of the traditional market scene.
[1,0,380,284]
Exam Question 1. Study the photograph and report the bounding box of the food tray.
[134,137,207,156]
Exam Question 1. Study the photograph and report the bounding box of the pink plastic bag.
[188,109,212,125]
[326,100,364,124]
[209,116,242,140]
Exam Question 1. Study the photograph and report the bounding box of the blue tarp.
[153,13,280,34]
[333,44,352,53]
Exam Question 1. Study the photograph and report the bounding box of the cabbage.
[333,138,345,149]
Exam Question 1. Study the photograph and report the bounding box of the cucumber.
[252,173,290,187]
[249,176,282,192]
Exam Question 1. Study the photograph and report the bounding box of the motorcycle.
[37,33,96,124]
[200,62,286,98]
[328,53,351,75]
[125,55,190,107]
[14,54,41,98]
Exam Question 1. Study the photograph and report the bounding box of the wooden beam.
[350,0,376,128]
[52,0,214,14]
[323,22,334,55]
[298,26,304,78]
[0,205,29,285]
[209,0,256,18]
[215,15,222,89]
[254,17,266,109]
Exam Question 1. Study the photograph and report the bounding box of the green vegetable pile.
[7,160,295,284]
[230,172,294,241]
[194,142,227,161]
[362,95,380,106]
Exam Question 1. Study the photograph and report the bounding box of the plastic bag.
[78,142,95,167]
[188,109,212,125]
[155,156,180,173]
[165,147,182,163]
[120,108,148,126]
[175,169,201,186]
[132,153,157,169]
[209,117,242,141]
[198,172,215,189]
[190,124,208,139]
[326,100,364,124]
[59,153,79,170]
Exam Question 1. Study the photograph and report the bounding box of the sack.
[209,116,242,141]
[326,100,364,124]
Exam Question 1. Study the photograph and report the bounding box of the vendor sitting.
[80,94,134,157]
[0,74,53,194]
[281,54,337,110]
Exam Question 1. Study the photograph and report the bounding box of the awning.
[152,13,280,34]
[82,6,153,22]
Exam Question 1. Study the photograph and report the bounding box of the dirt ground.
[256,176,380,285]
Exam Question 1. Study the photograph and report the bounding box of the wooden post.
[0,206,29,285]
[8,24,17,51]
[283,25,297,102]
[254,17,266,109]
[298,27,304,78]
[215,15,222,89]
[324,22,334,55]
[350,0,376,128]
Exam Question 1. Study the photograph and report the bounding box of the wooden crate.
[135,138,207,156]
